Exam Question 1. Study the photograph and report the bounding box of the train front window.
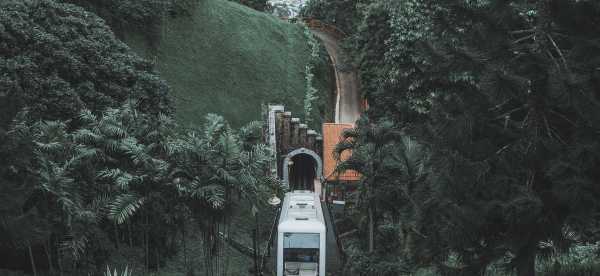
[283,233,320,275]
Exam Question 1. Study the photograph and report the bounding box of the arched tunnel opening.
[288,153,317,191]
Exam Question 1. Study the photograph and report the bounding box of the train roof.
[278,190,326,233]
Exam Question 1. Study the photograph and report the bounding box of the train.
[276,190,326,276]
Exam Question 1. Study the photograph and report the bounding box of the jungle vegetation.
[0,0,280,275]
[302,0,600,275]
[2,0,600,275]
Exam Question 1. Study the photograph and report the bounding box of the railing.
[217,231,254,258]
[260,206,281,274]
[323,181,347,264]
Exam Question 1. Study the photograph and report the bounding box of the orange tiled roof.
[322,123,361,181]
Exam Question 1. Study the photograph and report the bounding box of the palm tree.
[334,116,403,253]
[167,114,275,276]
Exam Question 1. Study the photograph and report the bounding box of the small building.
[322,123,360,202]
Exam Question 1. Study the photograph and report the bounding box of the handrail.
[259,206,281,273]
[217,231,254,258]
[323,181,347,264]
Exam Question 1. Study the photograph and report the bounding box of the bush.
[538,243,600,276]
[0,0,171,127]
[229,0,271,12]
[64,0,196,27]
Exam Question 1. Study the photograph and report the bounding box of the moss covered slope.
[124,0,332,127]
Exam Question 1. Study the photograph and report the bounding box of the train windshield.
[283,233,320,275]
[283,233,319,249]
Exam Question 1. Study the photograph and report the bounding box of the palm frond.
[333,139,355,160]
[73,128,101,144]
[97,168,123,180]
[108,194,144,224]
[78,109,97,124]
[191,181,226,210]
[59,234,88,261]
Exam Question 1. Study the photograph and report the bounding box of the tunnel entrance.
[282,148,323,195]
[288,153,317,191]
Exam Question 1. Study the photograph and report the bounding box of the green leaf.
[108,194,144,224]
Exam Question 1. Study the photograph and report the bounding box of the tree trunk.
[27,242,38,276]
[403,228,412,257]
[155,247,160,272]
[114,222,120,249]
[252,229,259,276]
[57,240,64,276]
[128,222,133,247]
[44,239,54,273]
[368,205,374,253]
[145,211,150,273]
[516,244,536,276]
[182,221,188,274]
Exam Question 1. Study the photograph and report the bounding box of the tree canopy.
[0,0,171,127]
[307,0,600,274]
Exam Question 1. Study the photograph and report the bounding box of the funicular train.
[276,191,326,276]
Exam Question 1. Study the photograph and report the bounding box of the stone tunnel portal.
[282,148,323,195]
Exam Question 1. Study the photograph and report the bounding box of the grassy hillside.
[123,0,333,127]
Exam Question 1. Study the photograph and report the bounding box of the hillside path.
[311,30,361,124]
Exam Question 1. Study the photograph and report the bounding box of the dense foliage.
[0,0,171,126]
[300,0,359,33]
[3,0,599,275]
[63,0,195,30]
[229,0,271,12]
[0,1,277,274]
[308,0,600,275]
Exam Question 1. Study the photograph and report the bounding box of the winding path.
[310,30,362,124]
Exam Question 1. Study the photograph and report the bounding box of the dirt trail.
[311,30,361,124]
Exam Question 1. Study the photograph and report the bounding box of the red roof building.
[322,123,361,182]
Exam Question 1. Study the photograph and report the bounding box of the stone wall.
[266,105,323,179]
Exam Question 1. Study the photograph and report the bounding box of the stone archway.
[282,148,323,192]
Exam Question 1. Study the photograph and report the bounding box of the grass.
[123,0,333,128]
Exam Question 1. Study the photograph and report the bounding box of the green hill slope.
[123,0,332,127]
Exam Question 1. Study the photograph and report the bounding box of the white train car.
[277,191,326,276]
